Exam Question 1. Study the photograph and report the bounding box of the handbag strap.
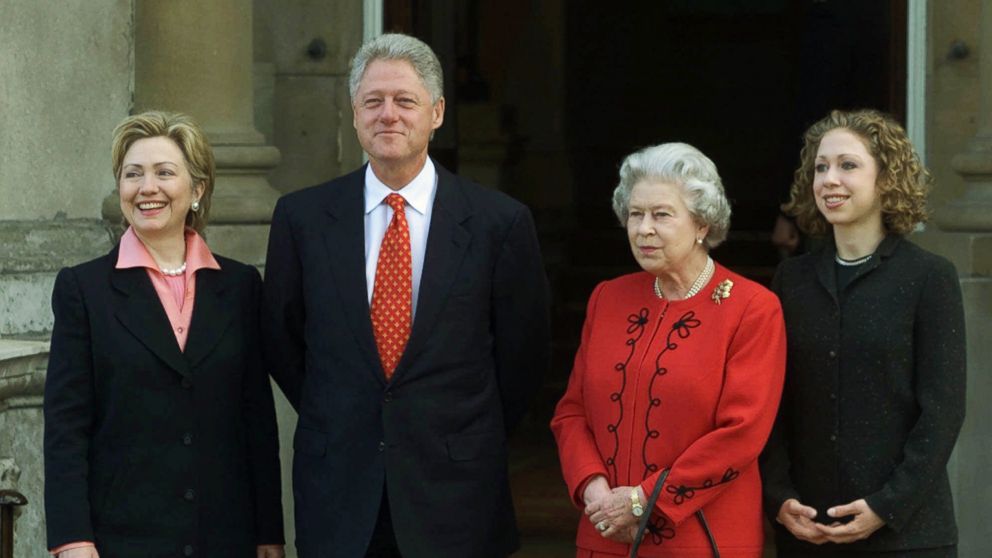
[628,469,720,558]
[629,469,668,558]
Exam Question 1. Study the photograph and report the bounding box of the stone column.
[935,2,992,241]
[103,0,281,265]
[932,5,992,557]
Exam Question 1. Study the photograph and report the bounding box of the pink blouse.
[115,227,220,351]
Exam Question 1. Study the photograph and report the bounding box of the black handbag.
[629,469,720,558]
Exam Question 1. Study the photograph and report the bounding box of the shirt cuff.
[50,541,95,556]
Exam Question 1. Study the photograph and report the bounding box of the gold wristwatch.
[630,488,644,517]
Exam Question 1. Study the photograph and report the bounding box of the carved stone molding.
[0,340,49,412]
[0,458,21,488]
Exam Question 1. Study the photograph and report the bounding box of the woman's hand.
[58,548,99,558]
[776,498,827,545]
[814,499,885,543]
[585,485,644,541]
[582,475,611,506]
[257,544,285,558]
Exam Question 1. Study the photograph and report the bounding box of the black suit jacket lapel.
[395,163,472,377]
[184,267,234,369]
[111,263,190,378]
[321,167,387,384]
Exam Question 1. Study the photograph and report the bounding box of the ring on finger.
[596,520,609,532]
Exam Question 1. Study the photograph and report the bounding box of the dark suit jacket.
[44,247,284,558]
[761,235,966,553]
[263,162,551,558]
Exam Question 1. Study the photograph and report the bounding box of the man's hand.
[815,499,885,543]
[58,547,99,558]
[257,544,286,558]
[772,214,800,256]
[776,498,828,545]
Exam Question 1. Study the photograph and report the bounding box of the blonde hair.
[111,111,215,234]
[784,109,930,236]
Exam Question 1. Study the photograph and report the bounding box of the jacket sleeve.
[639,289,787,525]
[490,205,551,433]
[44,267,96,548]
[759,266,802,520]
[242,268,286,545]
[864,257,966,531]
[550,282,610,508]
[262,197,307,410]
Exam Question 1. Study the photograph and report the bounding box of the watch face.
[632,505,644,517]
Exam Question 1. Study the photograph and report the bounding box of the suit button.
[184,544,194,556]
[829,434,837,442]
[181,378,192,389]
[378,441,385,452]
[183,433,193,446]
[829,393,837,400]
[184,488,195,501]
[383,391,392,403]
[828,350,837,358]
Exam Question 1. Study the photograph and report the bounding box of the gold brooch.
[711,279,734,304]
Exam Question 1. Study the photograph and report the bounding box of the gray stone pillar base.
[1,340,49,558]
[0,220,112,336]
[935,148,992,232]
[955,273,992,557]
[204,224,272,267]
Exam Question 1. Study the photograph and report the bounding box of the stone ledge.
[0,339,49,409]
[0,219,113,274]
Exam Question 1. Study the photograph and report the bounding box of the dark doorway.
[384,2,906,555]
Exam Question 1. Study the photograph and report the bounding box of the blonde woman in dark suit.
[44,112,285,558]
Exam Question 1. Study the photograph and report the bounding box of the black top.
[262,162,551,558]
[761,235,966,553]
[44,249,284,557]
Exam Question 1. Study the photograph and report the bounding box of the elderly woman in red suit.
[43,112,284,558]
[552,142,786,557]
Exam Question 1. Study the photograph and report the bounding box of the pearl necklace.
[160,262,187,276]
[654,256,714,300]
[834,253,872,267]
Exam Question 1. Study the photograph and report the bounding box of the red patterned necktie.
[370,193,412,379]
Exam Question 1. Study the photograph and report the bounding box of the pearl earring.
[191,199,200,212]
[696,238,703,245]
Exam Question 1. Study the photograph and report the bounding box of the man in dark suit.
[263,33,551,558]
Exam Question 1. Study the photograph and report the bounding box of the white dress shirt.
[363,159,437,318]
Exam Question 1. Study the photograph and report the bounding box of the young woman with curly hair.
[761,109,966,557]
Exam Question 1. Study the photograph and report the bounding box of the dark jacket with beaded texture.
[761,234,966,553]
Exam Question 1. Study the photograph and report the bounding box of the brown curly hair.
[783,109,931,236]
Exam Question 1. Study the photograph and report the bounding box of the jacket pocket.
[446,430,505,462]
[293,427,327,457]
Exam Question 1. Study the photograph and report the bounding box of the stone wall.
[0,341,49,558]
[0,1,131,555]
[920,2,992,556]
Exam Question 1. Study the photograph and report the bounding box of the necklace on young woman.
[653,256,715,300]
[834,253,872,267]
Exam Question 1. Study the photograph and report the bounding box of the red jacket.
[552,266,785,557]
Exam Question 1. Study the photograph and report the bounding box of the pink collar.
[116,227,221,274]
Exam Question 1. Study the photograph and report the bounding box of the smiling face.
[626,180,709,277]
[352,59,444,178]
[812,128,882,233]
[119,136,203,241]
